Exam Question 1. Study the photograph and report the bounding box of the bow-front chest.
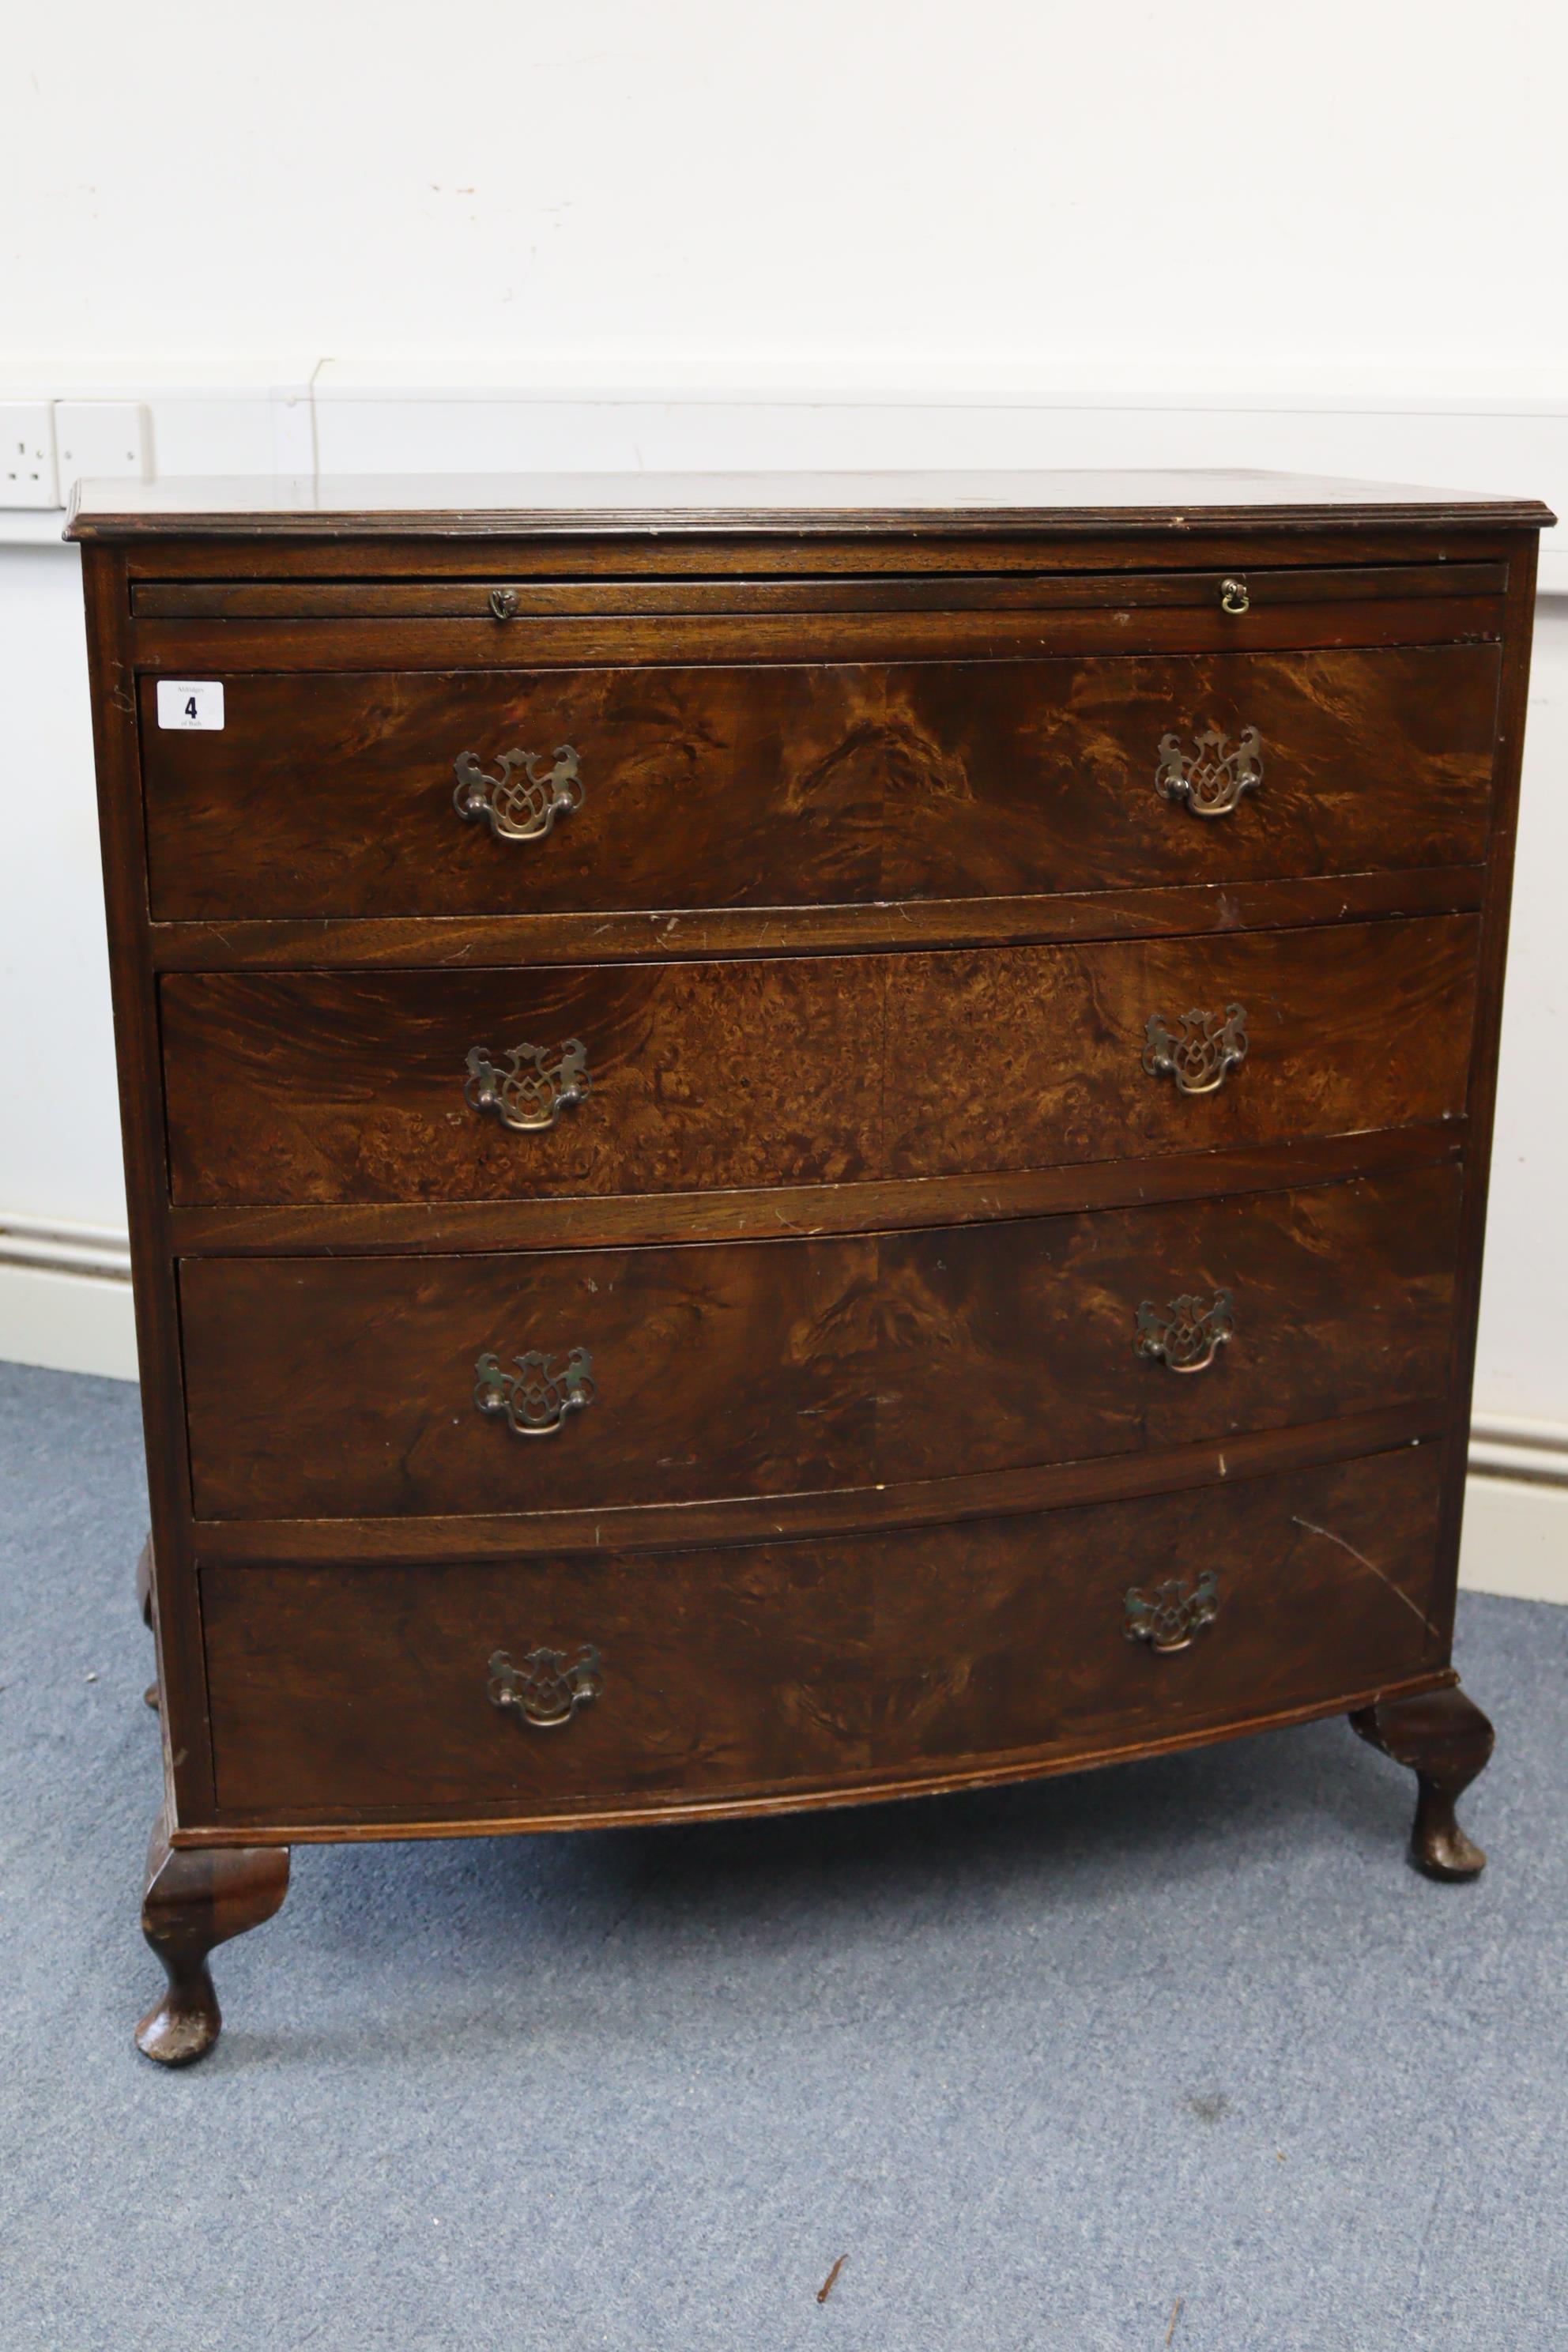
[69,468,1551,2061]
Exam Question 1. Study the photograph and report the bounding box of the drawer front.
[868,1443,1447,1771]
[880,643,1498,900]
[161,918,1478,1206]
[162,956,885,1204]
[200,1446,1445,1820]
[180,1168,1460,1521]
[884,916,1478,1178]
[141,646,1498,921]
[204,1541,870,1818]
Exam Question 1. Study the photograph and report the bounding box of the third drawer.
[180,1165,1461,1522]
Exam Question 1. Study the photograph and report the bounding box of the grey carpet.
[1,1359,1564,2352]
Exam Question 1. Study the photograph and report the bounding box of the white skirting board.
[1457,1476,1568,1606]
[2,1253,1565,1606]
[0,1257,139,1382]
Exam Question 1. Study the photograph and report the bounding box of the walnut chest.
[69,468,1552,2064]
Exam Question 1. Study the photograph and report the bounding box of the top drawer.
[138,645,1500,921]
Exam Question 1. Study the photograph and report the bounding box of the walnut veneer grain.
[140,646,1497,920]
[180,1171,1459,1524]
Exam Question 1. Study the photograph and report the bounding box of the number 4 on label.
[156,680,224,731]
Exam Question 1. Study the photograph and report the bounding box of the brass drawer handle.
[488,586,519,620]
[473,1347,595,1437]
[1135,1288,1234,1374]
[465,1039,590,1132]
[452,742,583,842]
[1125,1571,1219,1653]
[1219,576,1250,616]
[1155,725,1262,818]
[1143,1003,1248,1095]
[488,1644,602,1728]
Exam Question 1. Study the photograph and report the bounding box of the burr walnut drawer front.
[179,1167,1461,1523]
[198,1445,1446,1822]
[160,917,1479,1206]
[138,645,1499,922]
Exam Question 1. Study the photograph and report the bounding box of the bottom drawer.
[201,1446,1447,1824]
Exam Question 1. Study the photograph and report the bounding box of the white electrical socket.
[0,404,59,507]
[56,401,152,494]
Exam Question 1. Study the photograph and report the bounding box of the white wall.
[0,548,111,1226]
[5,0,1566,389]
[2,0,1567,1553]
[1479,601,1568,1429]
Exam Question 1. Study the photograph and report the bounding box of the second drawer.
[160,918,1479,1205]
[180,1167,1461,1521]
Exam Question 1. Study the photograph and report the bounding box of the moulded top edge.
[65,468,1559,541]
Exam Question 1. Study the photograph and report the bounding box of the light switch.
[55,401,152,493]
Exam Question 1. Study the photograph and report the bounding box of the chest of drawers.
[69,469,1551,2065]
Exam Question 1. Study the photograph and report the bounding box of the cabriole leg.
[1350,1683,1494,1880]
[136,1812,290,2065]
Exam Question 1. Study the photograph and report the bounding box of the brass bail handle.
[1142,1004,1249,1097]
[465,1039,590,1133]
[473,1347,596,1437]
[488,1645,602,1728]
[1125,1571,1219,1654]
[452,742,584,845]
[1219,576,1250,616]
[1134,1289,1235,1374]
[1155,726,1263,820]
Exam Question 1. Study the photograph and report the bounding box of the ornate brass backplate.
[464,1039,590,1133]
[452,743,583,842]
[473,1347,596,1437]
[487,1645,602,1728]
[1134,1288,1235,1374]
[1125,1570,1220,1654]
[1142,1003,1249,1095]
[1155,724,1263,818]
